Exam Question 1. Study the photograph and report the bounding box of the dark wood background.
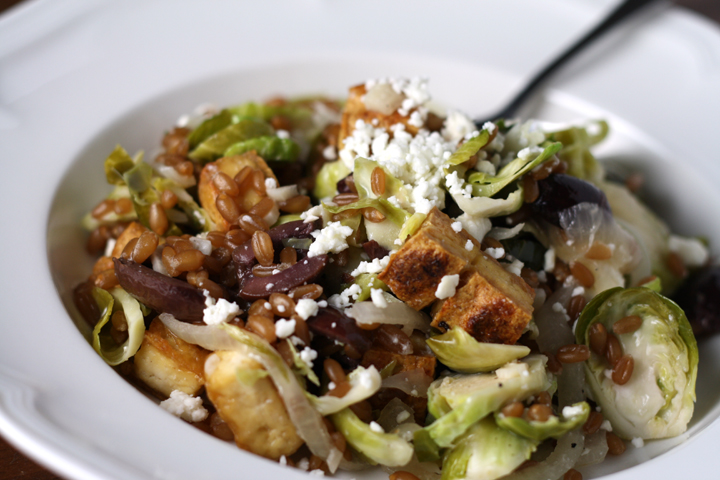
[0,0,718,478]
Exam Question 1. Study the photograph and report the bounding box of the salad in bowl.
[72,77,710,480]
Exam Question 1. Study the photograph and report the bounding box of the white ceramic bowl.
[2,1,720,479]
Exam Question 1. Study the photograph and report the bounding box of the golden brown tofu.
[198,152,278,232]
[204,350,303,460]
[111,221,149,258]
[430,253,535,345]
[338,84,421,151]
[361,349,437,424]
[133,318,209,397]
[378,208,480,310]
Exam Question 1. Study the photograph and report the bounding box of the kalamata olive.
[674,266,720,336]
[307,307,373,355]
[113,258,206,322]
[336,174,355,194]
[362,240,389,260]
[529,174,611,228]
[238,254,328,299]
[266,160,303,186]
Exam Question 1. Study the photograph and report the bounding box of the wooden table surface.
[0,0,718,479]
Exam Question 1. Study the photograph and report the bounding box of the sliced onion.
[267,185,299,203]
[381,369,433,398]
[153,163,196,188]
[575,429,609,467]
[158,314,342,472]
[347,300,431,336]
[262,203,280,228]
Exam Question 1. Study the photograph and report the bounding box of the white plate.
[1,1,719,479]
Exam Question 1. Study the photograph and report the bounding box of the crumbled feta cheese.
[451,221,462,233]
[486,247,505,259]
[276,130,290,139]
[301,205,324,224]
[275,318,296,339]
[160,390,209,423]
[297,458,310,471]
[458,213,492,242]
[408,110,424,128]
[350,255,391,277]
[435,274,460,300]
[552,302,570,322]
[264,177,278,190]
[668,235,709,267]
[482,121,497,134]
[322,145,337,160]
[266,283,274,290]
[370,288,388,308]
[309,470,325,477]
[295,298,320,320]
[299,347,318,368]
[537,271,547,283]
[202,290,240,325]
[562,405,586,418]
[442,110,477,143]
[631,437,645,448]
[308,222,353,257]
[601,420,613,432]
[189,235,212,256]
[544,247,556,272]
[465,239,474,251]
[104,238,117,257]
[317,300,328,308]
[503,258,524,276]
[396,411,411,423]
[329,284,363,308]
[290,335,305,346]
[369,421,384,433]
[277,305,286,313]
[279,455,287,466]
[572,286,585,297]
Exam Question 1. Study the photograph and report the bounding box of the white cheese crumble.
[299,347,318,368]
[458,213,492,242]
[486,247,505,259]
[544,247,556,272]
[297,458,310,471]
[264,177,278,190]
[159,390,209,423]
[503,258,524,276]
[370,288,388,308]
[668,234,709,267]
[309,470,325,477]
[301,205,324,224]
[396,410,411,423]
[441,110,478,143]
[104,238,117,257]
[601,420,613,432]
[562,405,585,418]
[295,298,320,320]
[465,239,474,251]
[350,255,391,277]
[276,129,290,139]
[202,290,240,325]
[322,145,337,160]
[275,318,296,339]
[279,455,287,466]
[189,235,212,255]
[369,421,385,433]
[329,283,363,309]
[308,222,353,257]
[572,286,585,297]
[435,274,460,300]
[451,221,462,233]
[631,437,645,448]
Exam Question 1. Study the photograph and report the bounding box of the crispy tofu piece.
[431,252,535,345]
[361,349,437,424]
[205,350,303,460]
[378,208,480,310]
[111,221,148,258]
[338,84,421,151]
[198,152,279,232]
[133,318,209,397]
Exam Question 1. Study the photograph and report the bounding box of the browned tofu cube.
[361,349,437,424]
[431,253,535,345]
[338,84,421,151]
[205,350,303,460]
[111,221,149,258]
[378,208,480,310]
[133,318,209,397]
[198,152,278,232]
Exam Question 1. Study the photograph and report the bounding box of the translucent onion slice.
[347,300,431,336]
[158,314,342,472]
[575,429,609,467]
[381,369,433,398]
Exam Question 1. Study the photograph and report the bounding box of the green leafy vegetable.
[441,417,537,480]
[313,160,351,200]
[187,109,234,149]
[224,136,300,161]
[575,287,698,439]
[446,129,491,166]
[310,365,381,415]
[426,327,530,373]
[286,340,320,386]
[92,287,146,366]
[330,408,413,467]
[188,119,274,164]
[104,145,136,185]
[468,142,562,197]
[548,120,608,183]
[324,198,409,227]
[153,178,214,232]
[495,401,590,441]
